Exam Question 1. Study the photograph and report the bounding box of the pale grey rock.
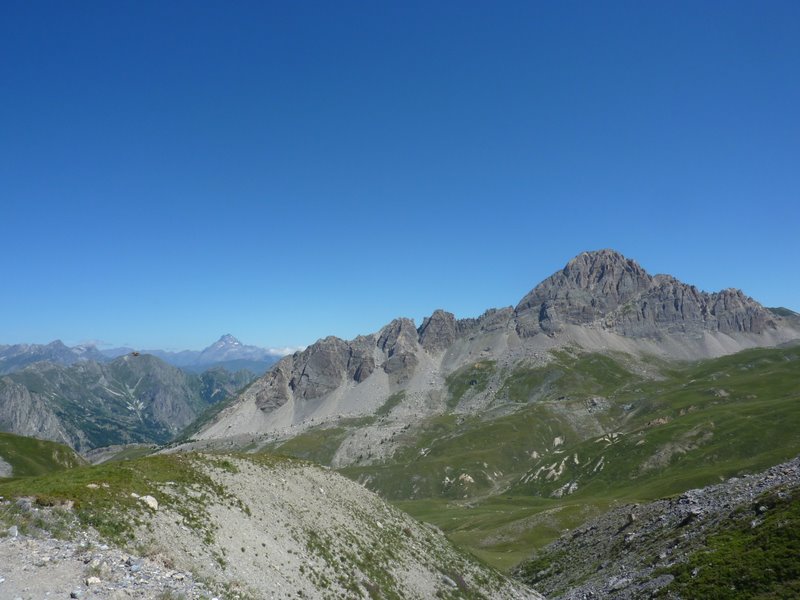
[254,359,294,412]
[254,333,386,412]
[346,336,375,383]
[200,248,799,441]
[378,319,420,384]
[515,249,780,339]
[418,310,457,352]
[515,249,653,336]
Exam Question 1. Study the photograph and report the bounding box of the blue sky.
[2,1,798,350]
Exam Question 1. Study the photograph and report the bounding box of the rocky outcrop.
[254,335,381,412]
[515,249,779,338]
[515,249,653,336]
[377,318,420,383]
[253,319,426,413]
[418,310,457,352]
[514,454,800,599]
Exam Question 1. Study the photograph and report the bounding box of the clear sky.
[2,1,798,351]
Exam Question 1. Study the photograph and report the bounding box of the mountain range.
[0,354,253,452]
[0,334,282,376]
[2,248,799,597]
[101,333,283,374]
[191,249,800,445]
[176,248,800,571]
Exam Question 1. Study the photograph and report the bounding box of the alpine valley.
[2,249,800,599]
[0,334,279,452]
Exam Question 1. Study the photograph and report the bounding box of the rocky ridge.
[513,453,800,599]
[193,250,800,447]
[0,340,107,375]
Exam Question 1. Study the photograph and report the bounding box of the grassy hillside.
[0,432,85,478]
[264,345,800,571]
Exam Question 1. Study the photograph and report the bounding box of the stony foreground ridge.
[0,454,539,599]
[513,453,800,599]
[194,249,800,443]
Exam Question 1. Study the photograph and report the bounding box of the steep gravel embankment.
[1,453,540,599]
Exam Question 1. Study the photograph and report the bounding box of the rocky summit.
[516,249,778,338]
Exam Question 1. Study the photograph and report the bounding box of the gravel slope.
[1,454,541,599]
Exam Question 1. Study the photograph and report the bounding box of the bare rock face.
[255,336,371,411]
[254,360,294,412]
[456,307,516,335]
[289,336,351,400]
[0,378,79,448]
[253,319,424,413]
[418,310,457,352]
[516,249,653,336]
[347,336,375,383]
[378,318,420,383]
[515,249,778,338]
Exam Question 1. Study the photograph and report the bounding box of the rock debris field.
[1,454,539,599]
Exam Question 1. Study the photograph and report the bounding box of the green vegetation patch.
[0,453,241,547]
[446,361,496,409]
[101,444,158,463]
[396,496,603,572]
[271,426,350,465]
[338,347,800,572]
[376,391,406,417]
[0,432,85,478]
[501,351,637,404]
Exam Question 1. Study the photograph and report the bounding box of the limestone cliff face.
[515,249,778,338]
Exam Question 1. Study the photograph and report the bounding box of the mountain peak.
[567,248,630,264]
[515,249,776,338]
[562,249,649,280]
[515,249,653,334]
[217,334,239,344]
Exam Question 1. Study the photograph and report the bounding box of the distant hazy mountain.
[0,354,254,452]
[100,334,281,374]
[0,340,109,375]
